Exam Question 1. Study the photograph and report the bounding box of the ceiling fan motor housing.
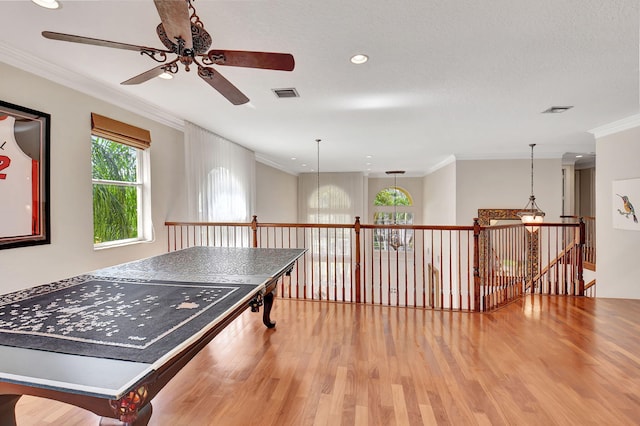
[156,23,212,55]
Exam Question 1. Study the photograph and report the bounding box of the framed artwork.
[477,208,539,278]
[0,100,50,249]
[612,178,640,231]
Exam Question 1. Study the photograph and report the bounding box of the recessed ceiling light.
[365,155,372,159]
[291,157,297,161]
[32,0,60,9]
[158,72,173,80]
[542,106,573,114]
[301,163,307,167]
[350,54,369,65]
[576,155,583,158]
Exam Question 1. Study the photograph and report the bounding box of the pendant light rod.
[529,143,535,198]
[393,174,397,224]
[525,143,541,208]
[385,171,405,224]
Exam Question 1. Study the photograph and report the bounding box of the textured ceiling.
[0,0,637,175]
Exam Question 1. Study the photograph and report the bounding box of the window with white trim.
[373,186,414,251]
[91,113,151,247]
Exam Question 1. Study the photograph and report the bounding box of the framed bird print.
[0,100,50,249]
[612,178,640,231]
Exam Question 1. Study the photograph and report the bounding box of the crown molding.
[454,151,562,161]
[255,154,298,176]
[589,113,640,138]
[0,41,184,131]
[425,155,456,174]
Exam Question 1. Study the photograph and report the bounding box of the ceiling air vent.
[272,88,299,98]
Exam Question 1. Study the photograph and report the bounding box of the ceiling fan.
[42,0,295,105]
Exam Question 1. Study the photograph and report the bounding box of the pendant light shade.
[517,144,545,232]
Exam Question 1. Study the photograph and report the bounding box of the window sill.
[93,238,152,251]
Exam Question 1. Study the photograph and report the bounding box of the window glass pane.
[91,136,137,182]
[374,188,411,206]
[373,188,414,251]
[92,183,138,244]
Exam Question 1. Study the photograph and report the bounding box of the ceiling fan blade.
[153,0,193,50]
[42,31,166,54]
[121,65,168,85]
[206,50,295,71]
[198,67,249,105]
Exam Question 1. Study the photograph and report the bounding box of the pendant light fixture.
[386,170,405,250]
[517,144,545,232]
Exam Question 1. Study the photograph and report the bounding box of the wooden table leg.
[0,395,20,426]
[262,290,276,329]
[99,402,152,426]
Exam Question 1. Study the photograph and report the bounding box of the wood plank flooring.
[14,295,640,425]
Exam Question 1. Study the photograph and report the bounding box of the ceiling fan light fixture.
[350,54,369,65]
[32,0,60,9]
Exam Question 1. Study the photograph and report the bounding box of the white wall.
[0,62,184,292]
[455,158,563,226]
[595,125,640,299]
[3,60,619,302]
[423,162,456,225]
[255,162,298,222]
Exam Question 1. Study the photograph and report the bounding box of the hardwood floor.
[14,296,640,425]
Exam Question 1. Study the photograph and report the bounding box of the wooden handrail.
[165,221,251,227]
[165,216,592,311]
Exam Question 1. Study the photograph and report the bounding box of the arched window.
[308,184,352,224]
[373,186,414,251]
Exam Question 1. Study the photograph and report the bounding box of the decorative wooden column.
[577,217,585,295]
[251,215,258,248]
[354,216,361,303]
[473,218,481,312]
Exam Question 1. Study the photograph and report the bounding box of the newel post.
[473,218,481,312]
[354,216,362,303]
[577,217,585,296]
[251,215,258,248]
